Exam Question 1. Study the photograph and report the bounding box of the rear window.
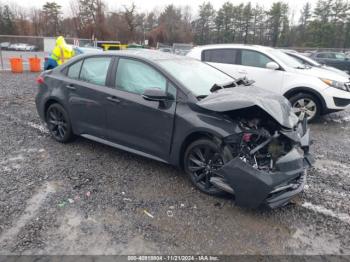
[317,53,332,58]
[202,49,237,64]
[80,57,112,86]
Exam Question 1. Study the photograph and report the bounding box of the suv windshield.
[269,48,305,68]
[300,54,321,66]
[159,59,234,97]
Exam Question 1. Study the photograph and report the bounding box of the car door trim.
[81,134,169,163]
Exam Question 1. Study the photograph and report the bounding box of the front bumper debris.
[215,127,314,209]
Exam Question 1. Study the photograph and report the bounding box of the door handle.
[238,70,247,74]
[107,96,121,103]
[66,84,76,90]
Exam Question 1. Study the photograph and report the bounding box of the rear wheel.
[289,93,321,122]
[184,138,234,196]
[46,103,74,143]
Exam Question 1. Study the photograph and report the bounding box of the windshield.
[268,48,305,68]
[299,54,321,66]
[289,53,321,67]
[159,59,234,96]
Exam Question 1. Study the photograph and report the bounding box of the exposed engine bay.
[211,107,313,208]
[227,108,296,172]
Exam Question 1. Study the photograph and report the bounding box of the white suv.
[187,44,350,121]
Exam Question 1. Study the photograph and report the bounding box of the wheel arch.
[178,131,221,169]
[44,98,65,118]
[283,87,327,114]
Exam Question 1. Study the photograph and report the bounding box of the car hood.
[322,65,350,78]
[197,86,299,129]
[294,66,349,82]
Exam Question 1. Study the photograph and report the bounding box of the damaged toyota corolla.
[35,50,314,209]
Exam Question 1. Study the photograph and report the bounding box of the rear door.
[201,49,242,79]
[104,57,177,160]
[64,56,113,138]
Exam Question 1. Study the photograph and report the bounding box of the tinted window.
[202,49,237,64]
[67,60,83,79]
[115,58,167,95]
[317,53,331,58]
[80,57,112,85]
[241,50,273,68]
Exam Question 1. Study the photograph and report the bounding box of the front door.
[235,49,284,94]
[105,57,177,160]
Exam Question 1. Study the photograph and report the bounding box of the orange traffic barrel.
[9,58,23,73]
[29,57,41,72]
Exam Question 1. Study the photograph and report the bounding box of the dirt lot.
[0,72,350,255]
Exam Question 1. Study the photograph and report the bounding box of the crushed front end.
[213,110,314,209]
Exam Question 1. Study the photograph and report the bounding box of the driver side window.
[115,58,167,95]
[240,50,273,68]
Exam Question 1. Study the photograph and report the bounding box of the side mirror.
[266,61,280,70]
[142,88,172,102]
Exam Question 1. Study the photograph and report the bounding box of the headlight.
[320,78,349,91]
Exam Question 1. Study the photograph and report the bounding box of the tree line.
[0,0,350,48]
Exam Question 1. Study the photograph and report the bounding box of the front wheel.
[184,138,233,196]
[289,93,321,122]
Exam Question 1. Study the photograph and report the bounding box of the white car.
[11,43,27,51]
[187,44,350,121]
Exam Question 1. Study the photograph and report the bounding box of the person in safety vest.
[44,36,75,70]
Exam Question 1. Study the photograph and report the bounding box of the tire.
[289,93,321,122]
[184,138,234,196]
[46,103,74,143]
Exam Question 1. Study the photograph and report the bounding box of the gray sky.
[4,0,319,20]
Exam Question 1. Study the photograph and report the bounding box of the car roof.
[315,51,342,54]
[191,44,275,52]
[103,49,192,62]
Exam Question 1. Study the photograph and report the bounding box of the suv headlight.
[320,78,349,91]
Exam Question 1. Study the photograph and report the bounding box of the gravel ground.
[0,72,350,255]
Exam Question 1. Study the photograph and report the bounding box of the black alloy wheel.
[46,103,74,143]
[184,138,233,196]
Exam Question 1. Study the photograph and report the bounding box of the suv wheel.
[184,138,233,196]
[46,103,74,143]
[289,93,321,122]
